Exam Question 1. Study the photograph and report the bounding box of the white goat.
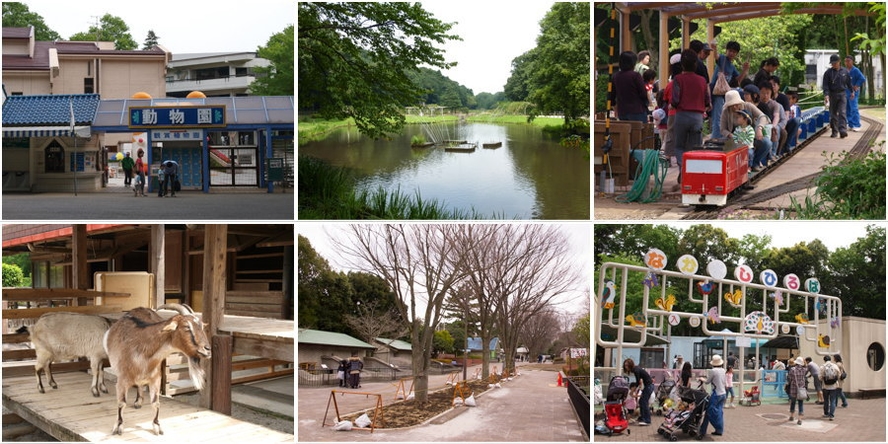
[23,312,112,397]
[103,304,211,435]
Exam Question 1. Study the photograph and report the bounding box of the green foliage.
[68,14,137,50]
[572,314,591,349]
[433,330,455,356]
[3,253,31,278]
[789,150,886,219]
[142,30,160,49]
[251,25,294,96]
[2,2,59,41]
[474,92,507,110]
[407,68,475,109]
[2,263,24,288]
[410,134,427,146]
[298,2,458,139]
[504,50,537,102]
[824,225,885,319]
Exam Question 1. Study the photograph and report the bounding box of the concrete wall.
[298,344,369,367]
[797,316,885,393]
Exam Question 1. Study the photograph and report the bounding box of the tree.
[68,14,137,50]
[343,299,405,345]
[519,308,561,362]
[298,2,459,139]
[527,2,591,124]
[297,235,355,335]
[334,224,468,405]
[250,25,294,96]
[142,30,160,50]
[824,225,885,319]
[504,50,537,102]
[432,330,454,357]
[2,2,60,41]
[2,263,24,288]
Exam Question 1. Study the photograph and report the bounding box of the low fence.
[298,365,462,387]
[566,375,590,438]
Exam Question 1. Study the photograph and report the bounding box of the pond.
[299,122,590,219]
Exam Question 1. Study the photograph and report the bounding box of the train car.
[681,143,749,206]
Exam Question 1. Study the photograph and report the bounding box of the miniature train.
[681,140,749,206]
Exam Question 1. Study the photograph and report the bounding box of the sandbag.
[355,413,372,428]
[465,392,477,407]
[406,391,415,400]
[333,420,353,431]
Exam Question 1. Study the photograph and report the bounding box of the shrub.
[790,150,886,219]
[2,263,24,287]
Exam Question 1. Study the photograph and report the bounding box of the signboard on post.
[128,106,225,129]
[267,158,284,181]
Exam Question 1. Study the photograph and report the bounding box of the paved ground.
[298,363,587,442]
[594,396,885,441]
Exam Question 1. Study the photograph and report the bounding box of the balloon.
[115,152,124,160]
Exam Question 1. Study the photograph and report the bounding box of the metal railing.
[566,375,590,439]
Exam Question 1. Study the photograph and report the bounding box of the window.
[44,141,65,173]
[867,342,885,371]
[235,67,248,77]
[84,78,94,94]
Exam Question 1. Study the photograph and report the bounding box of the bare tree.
[520,308,562,361]
[343,299,405,345]
[333,224,467,405]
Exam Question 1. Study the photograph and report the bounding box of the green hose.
[615,149,669,203]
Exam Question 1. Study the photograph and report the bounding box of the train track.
[681,114,883,219]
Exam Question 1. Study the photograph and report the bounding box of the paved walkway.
[594,396,885,441]
[298,363,587,442]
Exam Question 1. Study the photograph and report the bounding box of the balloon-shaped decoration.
[706,306,720,324]
[830,316,841,329]
[724,289,742,307]
[783,274,801,291]
[760,269,778,288]
[805,278,821,294]
[626,312,647,328]
[697,280,715,296]
[644,249,667,271]
[734,264,754,283]
[707,260,727,280]
[744,311,776,335]
[817,334,831,348]
[769,291,784,306]
[600,279,617,309]
[795,313,809,324]
[643,272,659,289]
[655,294,676,312]
[668,313,681,326]
[115,152,124,161]
[677,254,699,276]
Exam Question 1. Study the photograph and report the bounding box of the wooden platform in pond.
[2,372,294,442]
[444,143,477,152]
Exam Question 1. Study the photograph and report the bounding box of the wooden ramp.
[2,372,293,442]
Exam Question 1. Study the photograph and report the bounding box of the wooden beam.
[2,288,130,301]
[151,225,165,308]
[2,305,123,319]
[201,224,228,410]
[72,226,88,305]
[211,335,232,415]
[232,335,294,362]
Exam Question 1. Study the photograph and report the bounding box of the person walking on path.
[623,358,654,426]
[786,357,807,425]
[348,355,364,389]
[120,152,135,188]
[806,356,824,404]
[835,354,849,408]
[698,354,727,437]
[337,359,349,388]
[821,355,840,420]
[823,54,851,138]
[134,150,147,196]
[725,366,736,408]
[844,55,866,131]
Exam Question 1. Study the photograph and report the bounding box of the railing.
[297,364,464,387]
[566,375,590,439]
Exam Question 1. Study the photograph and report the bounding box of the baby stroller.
[601,375,631,436]
[657,385,709,441]
[739,384,761,406]
[655,379,677,415]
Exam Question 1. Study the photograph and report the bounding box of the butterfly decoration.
[818,334,831,348]
[724,289,742,306]
[744,311,776,335]
[697,280,714,296]
[830,316,841,329]
[815,297,828,315]
[600,279,617,309]
[769,290,784,306]
[706,306,720,324]
[655,294,676,312]
[795,313,809,324]
[626,312,647,328]
[643,272,659,289]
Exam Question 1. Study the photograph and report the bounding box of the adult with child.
[720,90,769,170]
[623,358,655,426]
[823,54,851,138]
[697,354,727,438]
[844,55,866,132]
[671,49,711,188]
[709,41,750,140]
[757,81,783,160]
[612,51,650,123]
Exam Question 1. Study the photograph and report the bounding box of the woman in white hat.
[720,89,771,170]
[698,354,727,437]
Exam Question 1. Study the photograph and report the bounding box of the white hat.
[670,53,682,65]
[795,357,805,366]
[710,354,724,367]
[724,90,744,108]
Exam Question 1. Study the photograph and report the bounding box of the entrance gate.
[595,250,842,393]
[209,146,259,186]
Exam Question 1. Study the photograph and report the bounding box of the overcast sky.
[418,0,556,94]
[663,221,875,251]
[22,0,293,53]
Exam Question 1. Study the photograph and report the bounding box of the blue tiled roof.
[2,94,100,126]
[466,337,499,351]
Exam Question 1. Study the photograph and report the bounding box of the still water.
[300,122,590,219]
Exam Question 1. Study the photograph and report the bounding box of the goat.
[103,304,211,436]
[21,312,112,397]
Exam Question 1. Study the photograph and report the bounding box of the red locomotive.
[681,141,749,206]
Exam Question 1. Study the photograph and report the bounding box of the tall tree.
[68,14,137,50]
[251,25,294,96]
[824,225,885,319]
[334,224,468,405]
[519,308,562,362]
[297,235,355,335]
[2,2,59,41]
[504,50,537,102]
[298,2,459,139]
[142,30,160,50]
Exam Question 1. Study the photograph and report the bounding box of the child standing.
[725,366,736,408]
[626,382,640,420]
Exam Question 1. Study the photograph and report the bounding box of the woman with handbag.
[787,357,808,425]
[709,41,750,139]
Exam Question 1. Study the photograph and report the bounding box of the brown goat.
[103,304,211,435]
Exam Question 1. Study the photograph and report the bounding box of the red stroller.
[740,384,761,406]
[602,375,631,435]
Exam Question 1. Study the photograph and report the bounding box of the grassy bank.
[298,156,500,220]
[297,117,353,145]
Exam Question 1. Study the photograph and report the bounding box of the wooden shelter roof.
[613,2,876,24]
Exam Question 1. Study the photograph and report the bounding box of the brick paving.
[594,397,885,442]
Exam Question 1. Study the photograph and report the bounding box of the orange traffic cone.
[557,373,563,387]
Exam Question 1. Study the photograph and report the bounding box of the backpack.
[823,362,839,385]
[840,368,847,381]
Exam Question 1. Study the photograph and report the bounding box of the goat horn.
[156,304,194,315]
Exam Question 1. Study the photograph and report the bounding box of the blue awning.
[2,125,91,138]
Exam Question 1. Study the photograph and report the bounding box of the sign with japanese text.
[128,106,225,129]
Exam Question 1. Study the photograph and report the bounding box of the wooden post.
[151,224,165,308]
[211,335,232,415]
[71,225,88,306]
[659,12,670,84]
[201,224,227,410]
